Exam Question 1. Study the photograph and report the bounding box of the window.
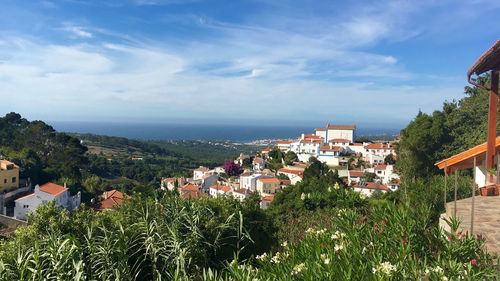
[24,205,29,208]
[12,177,16,183]
[3,179,6,184]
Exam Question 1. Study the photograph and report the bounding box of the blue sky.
[1,0,500,129]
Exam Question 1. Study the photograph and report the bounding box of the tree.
[223,160,241,177]
[284,151,297,165]
[384,153,396,165]
[362,172,376,182]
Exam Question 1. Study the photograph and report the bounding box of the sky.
[0,0,500,129]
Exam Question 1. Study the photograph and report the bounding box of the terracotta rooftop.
[0,160,19,170]
[320,145,341,151]
[278,168,304,176]
[40,182,68,196]
[258,178,280,184]
[261,195,275,202]
[194,166,209,172]
[374,164,389,170]
[93,189,130,211]
[349,170,364,177]
[181,184,200,191]
[253,157,264,164]
[329,138,350,143]
[326,124,356,130]
[211,185,232,193]
[233,188,248,194]
[364,143,393,149]
[353,182,389,191]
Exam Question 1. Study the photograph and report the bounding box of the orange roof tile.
[349,170,364,177]
[40,182,68,196]
[329,138,350,142]
[364,143,393,149]
[353,182,389,191]
[374,164,388,170]
[261,195,275,202]
[181,184,200,191]
[258,177,280,183]
[435,136,500,174]
[326,124,356,130]
[351,143,363,146]
[320,145,341,151]
[278,168,304,176]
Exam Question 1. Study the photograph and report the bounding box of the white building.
[260,195,274,209]
[232,188,250,201]
[352,182,389,197]
[328,138,351,146]
[348,170,364,185]
[277,141,293,152]
[201,174,219,191]
[193,166,210,180]
[315,124,356,143]
[363,143,395,165]
[253,157,266,171]
[14,182,81,220]
[317,145,342,166]
[239,173,273,191]
[209,185,232,198]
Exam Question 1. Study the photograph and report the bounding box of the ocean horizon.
[50,121,401,142]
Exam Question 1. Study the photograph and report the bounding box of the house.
[352,182,389,197]
[193,166,210,180]
[260,195,274,209]
[252,157,266,171]
[180,191,208,199]
[214,166,225,175]
[328,138,351,146]
[256,178,280,194]
[178,183,202,196]
[315,124,356,143]
[372,164,400,184]
[348,170,364,185]
[277,141,293,152]
[232,188,250,201]
[387,179,401,192]
[161,177,186,191]
[364,143,394,165]
[209,185,232,197]
[14,182,81,220]
[261,147,272,156]
[239,173,274,191]
[277,168,304,179]
[201,174,218,191]
[235,154,250,165]
[0,160,19,192]
[317,145,341,166]
[91,189,130,211]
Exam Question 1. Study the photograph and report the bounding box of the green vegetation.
[396,74,494,181]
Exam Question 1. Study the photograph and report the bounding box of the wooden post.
[454,170,458,216]
[444,162,447,211]
[486,70,499,169]
[471,157,476,235]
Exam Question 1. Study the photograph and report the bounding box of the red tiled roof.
[329,138,350,142]
[351,143,363,146]
[181,184,200,191]
[326,124,356,130]
[253,157,264,164]
[233,188,248,194]
[211,185,231,193]
[261,195,275,202]
[258,178,280,184]
[0,160,19,170]
[365,143,393,150]
[320,145,341,151]
[98,189,130,200]
[349,170,364,177]
[300,139,323,143]
[181,191,208,199]
[374,164,388,170]
[280,179,291,185]
[353,182,389,191]
[40,182,68,196]
[262,147,272,152]
[315,128,326,131]
[278,168,304,176]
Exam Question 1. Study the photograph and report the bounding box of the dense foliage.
[396,74,494,180]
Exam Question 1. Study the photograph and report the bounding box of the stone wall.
[0,214,27,228]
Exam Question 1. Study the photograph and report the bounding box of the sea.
[50,122,401,142]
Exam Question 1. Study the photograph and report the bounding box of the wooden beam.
[487,70,499,169]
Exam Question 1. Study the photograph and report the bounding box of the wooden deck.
[441,196,500,254]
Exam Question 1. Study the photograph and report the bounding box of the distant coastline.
[51,121,401,142]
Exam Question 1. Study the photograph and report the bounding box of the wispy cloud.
[62,24,93,38]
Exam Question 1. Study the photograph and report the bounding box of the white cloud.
[62,24,93,38]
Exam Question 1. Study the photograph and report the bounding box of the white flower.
[334,243,344,251]
[328,186,332,192]
[433,266,443,273]
[301,193,306,200]
[271,252,281,264]
[362,247,367,254]
[372,268,377,274]
[324,258,330,265]
[360,192,366,199]
[425,269,430,275]
[307,193,311,199]
[256,253,267,260]
[291,263,306,275]
[334,183,340,189]
[281,241,288,247]
[373,261,396,276]
[229,259,236,266]
[320,254,326,259]
[441,277,448,281]
[306,227,314,234]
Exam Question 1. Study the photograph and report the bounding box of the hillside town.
[0,123,401,223]
[161,124,401,208]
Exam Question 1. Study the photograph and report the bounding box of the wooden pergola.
[435,39,500,235]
